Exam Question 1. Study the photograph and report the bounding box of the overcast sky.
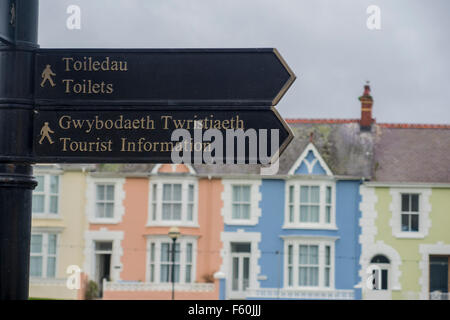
[38,0,450,124]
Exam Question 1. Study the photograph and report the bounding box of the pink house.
[83,163,223,299]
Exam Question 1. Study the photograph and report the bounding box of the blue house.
[214,113,374,299]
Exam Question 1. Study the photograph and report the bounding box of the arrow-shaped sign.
[35,49,296,107]
[33,107,293,164]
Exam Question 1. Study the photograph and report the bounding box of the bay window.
[284,238,335,289]
[147,237,196,284]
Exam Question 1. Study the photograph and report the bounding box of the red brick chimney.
[359,82,374,131]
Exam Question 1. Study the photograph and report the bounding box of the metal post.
[0,0,39,300]
[171,237,176,300]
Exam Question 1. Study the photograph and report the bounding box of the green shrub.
[85,280,98,300]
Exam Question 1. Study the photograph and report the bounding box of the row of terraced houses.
[29,84,450,300]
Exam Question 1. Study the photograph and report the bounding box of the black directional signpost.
[33,108,292,164]
[35,49,294,106]
[0,0,296,300]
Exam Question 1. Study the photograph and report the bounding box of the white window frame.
[284,180,336,229]
[400,193,420,232]
[389,188,431,239]
[222,179,261,226]
[30,232,59,279]
[95,184,116,219]
[32,174,61,218]
[147,177,199,227]
[231,185,252,220]
[283,237,336,290]
[86,176,125,224]
[146,236,197,284]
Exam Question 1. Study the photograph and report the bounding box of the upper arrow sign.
[34,48,295,107]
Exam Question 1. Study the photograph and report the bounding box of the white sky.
[38,0,450,124]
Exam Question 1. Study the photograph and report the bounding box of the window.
[287,245,293,286]
[148,180,198,226]
[389,188,431,239]
[285,182,335,228]
[300,186,320,223]
[96,184,115,218]
[325,245,331,287]
[288,186,294,223]
[32,175,60,216]
[162,184,182,221]
[87,177,125,224]
[147,237,196,284]
[299,245,319,286]
[325,187,332,223]
[284,239,334,289]
[401,194,419,232]
[222,179,261,226]
[30,233,57,278]
[232,185,251,220]
[160,242,180,282]
[187,185,195,221]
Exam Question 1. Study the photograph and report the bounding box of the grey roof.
[275,122,374,177]
[373,126,450,183]
[58,122,450,183]
[93,121,375,178]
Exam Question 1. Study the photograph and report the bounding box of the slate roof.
[372,124,450,183]
[92,120,375,179]
[59,120,450,184]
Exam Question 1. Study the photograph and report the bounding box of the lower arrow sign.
[33,107,293,164]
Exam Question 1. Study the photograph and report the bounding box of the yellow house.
[29,164,93,300]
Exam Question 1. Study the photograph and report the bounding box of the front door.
[229,242,251,299]
[429,255,449,300]
[94,241,113,297]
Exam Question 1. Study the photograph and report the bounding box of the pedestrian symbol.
[40,65,56,88]
[39,122,55,145]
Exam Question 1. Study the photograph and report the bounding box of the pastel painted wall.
[224,179,362,298]
[88,177,149,281]
[335,181,362,299]
[371,187,450,299]
[104,285,220,300]
[30,170,88,300]
[101,176,224,300]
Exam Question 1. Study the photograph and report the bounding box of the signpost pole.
[0,0,39,300]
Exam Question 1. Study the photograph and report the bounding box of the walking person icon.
[39,122,55,145]
[40,65,56,88]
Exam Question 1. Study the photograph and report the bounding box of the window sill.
[224,219,258,226]
[89,218,120,225]
[394,232,425,239]
[282,224,338,230]
[32,214,61,220]
[146,221,199,228]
